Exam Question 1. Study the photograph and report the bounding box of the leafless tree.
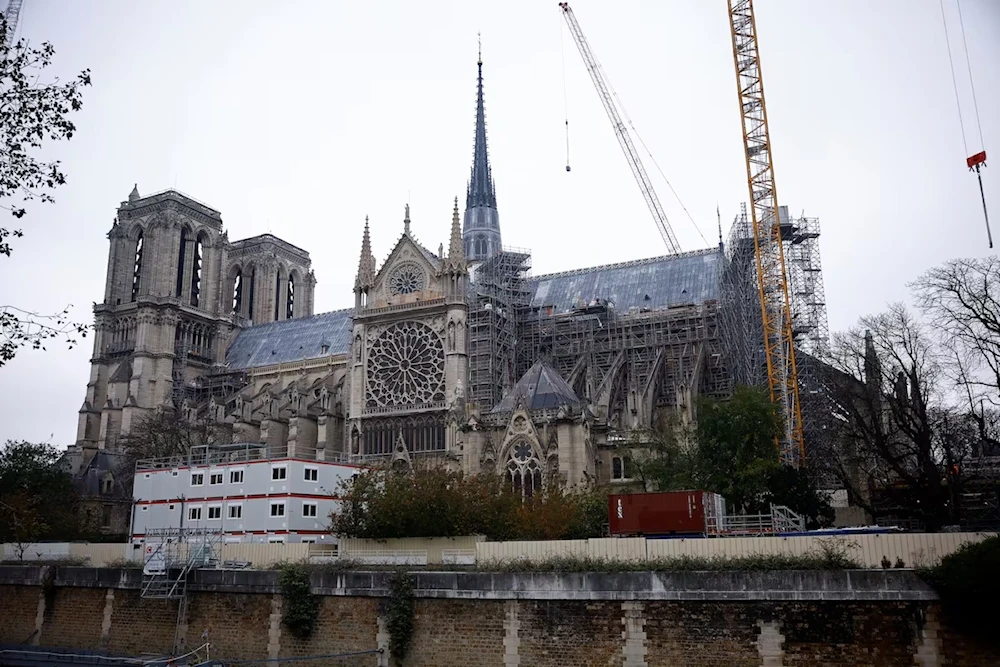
[812,304,958,526]
[115,409,230,490]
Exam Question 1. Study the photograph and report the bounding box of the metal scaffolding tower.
[467,248,532,412]
[784,212,829,358]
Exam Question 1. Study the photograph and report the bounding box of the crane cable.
[560,19,571,171]
[940,0,992,247]
[589,39,709,246]
[560,11,708,247]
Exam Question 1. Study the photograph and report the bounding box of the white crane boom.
[558,2,682,255]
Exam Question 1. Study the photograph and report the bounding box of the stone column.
[756,619,785,667]
[621,601,647,667]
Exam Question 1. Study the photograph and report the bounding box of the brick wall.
[184,591,272,660]
[2,567,999,667]
[106,590,177,656]
[0,585,42,645]
[407,599,505,667]
[277,596,378,659]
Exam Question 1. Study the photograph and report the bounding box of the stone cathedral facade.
[71,55,730,494]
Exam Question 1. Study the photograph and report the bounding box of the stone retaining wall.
[0,567,996,666]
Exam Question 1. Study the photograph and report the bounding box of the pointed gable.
[370,206,447,307]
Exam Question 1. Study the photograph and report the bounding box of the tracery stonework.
[386,262,425,297]
[365,320,445,408]
[507,440,543,499]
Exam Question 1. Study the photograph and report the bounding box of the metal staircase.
[141,528,221,600]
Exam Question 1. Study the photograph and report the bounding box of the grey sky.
[0,0,997,446]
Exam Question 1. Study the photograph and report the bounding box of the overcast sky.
[0,0,997,446]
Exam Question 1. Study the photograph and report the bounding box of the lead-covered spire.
[463,42,502,263]
[467,51,496,211]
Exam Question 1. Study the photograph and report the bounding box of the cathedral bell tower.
[77,187,232,450]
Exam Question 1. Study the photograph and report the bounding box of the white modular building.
[131,444,362,544]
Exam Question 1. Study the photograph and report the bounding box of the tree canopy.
[0,14,92,368]
[0,440,80,551]
[330,465,607,541]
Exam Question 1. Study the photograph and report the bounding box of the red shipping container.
[608,491,721,536]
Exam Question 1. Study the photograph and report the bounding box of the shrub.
[277,564,319,639]
[330,465,610,541]
[919,535,1000,641]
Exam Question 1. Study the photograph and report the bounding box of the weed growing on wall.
[380,571,415,663]
[277,564,319,640]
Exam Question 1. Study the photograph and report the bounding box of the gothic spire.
[448,196,465,267]
[467,44,496,211]
[403,203,411,235]
[355,216,375,290]
[462,42,502,262]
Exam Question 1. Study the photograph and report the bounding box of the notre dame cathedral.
[70,54,735,494]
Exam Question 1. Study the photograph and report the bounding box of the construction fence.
[476,532,996,569]
[2,532,994,570]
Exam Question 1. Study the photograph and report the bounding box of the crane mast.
[558,3,682,255]
[3,0,23,46]
[727,0,805,466]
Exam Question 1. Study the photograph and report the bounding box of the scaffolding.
[516,298,730,427]
[140,527,222,600]
[784,212,830,358]
[721,204,830,380]
[720,203,767,388]
[467,248,532,412]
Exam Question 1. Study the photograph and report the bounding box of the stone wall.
[0,567,998,666]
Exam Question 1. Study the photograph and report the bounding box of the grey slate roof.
[526,248,721,316]
[225,309,353,369]
[225,249,722,370]
[492,361,582,413]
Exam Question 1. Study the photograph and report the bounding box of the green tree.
[0,440,80,545]
[0,14,92,368]
[695,385,782,513]
[764,465,834,529]
[329,465,608,541]
[623,417,697,493]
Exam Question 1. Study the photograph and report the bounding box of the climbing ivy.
[277,564,319,640]
[381,571,415,662]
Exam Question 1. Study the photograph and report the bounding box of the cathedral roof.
[225,249,722,370]
[527,247,721,316]
[225,308,353,369]
[491,361,582,414]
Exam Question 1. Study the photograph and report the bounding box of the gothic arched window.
[131,231,144,302]
[506,441,543,500]
[175,227,188,298]
[246,266,256,321]
[190,233,205,307]
[286,273,296,319]
[232,269,243,314]
[475,234,487,257]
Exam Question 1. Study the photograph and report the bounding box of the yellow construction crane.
[727,0,805,466]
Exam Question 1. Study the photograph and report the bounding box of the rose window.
[387,263,426,296]
[366,321,445,407]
